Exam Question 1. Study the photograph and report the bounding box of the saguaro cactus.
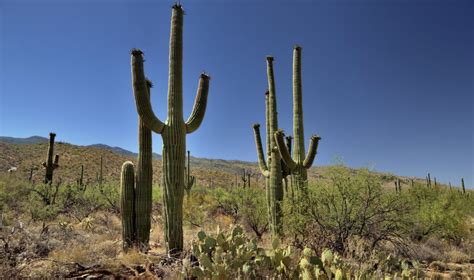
[78,165,84,187]
[131,4,210,254]
[252,56,285,236]
[121,161,136,250]
[120,80,154,251]
[42,132,59,184]
[461,178,466,195]
[184,150,195,197]
[274,46,321,195]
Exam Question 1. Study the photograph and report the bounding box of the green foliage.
[406,182,473,244]
[284,166,410,253]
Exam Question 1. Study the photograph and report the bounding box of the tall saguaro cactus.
[131,4,210,254]
[120,80,154,251]
[42,132,59,184]
[252,56,285,236]
[274,46,321,194]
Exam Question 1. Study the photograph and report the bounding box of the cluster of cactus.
[120,79,154,251]
[253,46,321,236]
[186,227,421,279]
[186,225,294,278]
[130,3,210,254]
[184,150,195,197]
[241,169,252,188]
[42,132,60,184]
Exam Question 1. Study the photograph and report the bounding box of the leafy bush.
[284,167,410,254]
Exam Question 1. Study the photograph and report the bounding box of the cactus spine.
[42,132,59,184]
[131,4,210,254]
[184,150,195,197]
[252,56,286,236]
[274,46,321,195]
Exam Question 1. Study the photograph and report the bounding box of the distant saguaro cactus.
[131,4,211,254]
[78,165,84,187]
[274,46,321,195]
[426,173,431,188]
[252,56,286,236]
[184,150,195,197]
[461,178,466,195]
[120,79,154,251]
[42,132,59,184]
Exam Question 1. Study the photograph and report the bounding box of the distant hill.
[0,136,48,145]
[0,135,433,190]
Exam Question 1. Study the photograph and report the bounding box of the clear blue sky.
[0,0,472,187]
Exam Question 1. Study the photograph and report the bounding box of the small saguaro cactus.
[42,132,59,184]
[98,156,104,186]
[121,161,135,250]
[426,173,431,188]
[131,4,211,254]
[394,178,401,193]
[461,178,466,195]
[252,56,286,236]
[184,150,195,197]
[274,46,321,195]
[78,165,84,187]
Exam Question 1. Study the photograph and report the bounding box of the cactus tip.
[253,123,261,129]
[200,72,211,80]
[130,48,144,56]
[172,2,184,11]
[294,44,302,50]
[49,132,56,137]
[312,135,321,141]
[266,56,274,62]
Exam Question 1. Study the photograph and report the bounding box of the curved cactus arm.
[303,135,321,169]
[274,130,297,171]
[185,73,211,134]
[131,49,166,134]
[253,124,270,177]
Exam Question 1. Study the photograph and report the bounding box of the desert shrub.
[283,166,410,255]
[405,183,473,245]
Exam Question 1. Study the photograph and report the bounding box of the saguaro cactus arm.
[274,130,297,171]
[121,161,136,249]
[302,135,321,169]
[185,73,211,134]
[253,124,270,177]
[131,49,166,134]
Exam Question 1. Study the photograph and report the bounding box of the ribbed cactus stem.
[134,79,153,251]
[274,46,321,197]
[42,132,59,184]
[121,161,136,250]
[131,3,211,254]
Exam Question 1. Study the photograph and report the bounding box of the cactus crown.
[130,48,144,56]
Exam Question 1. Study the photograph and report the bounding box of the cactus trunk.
[252,56,285,236]
[134,80,153,250]
[131,4,210,254]
[42,132,59,184]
